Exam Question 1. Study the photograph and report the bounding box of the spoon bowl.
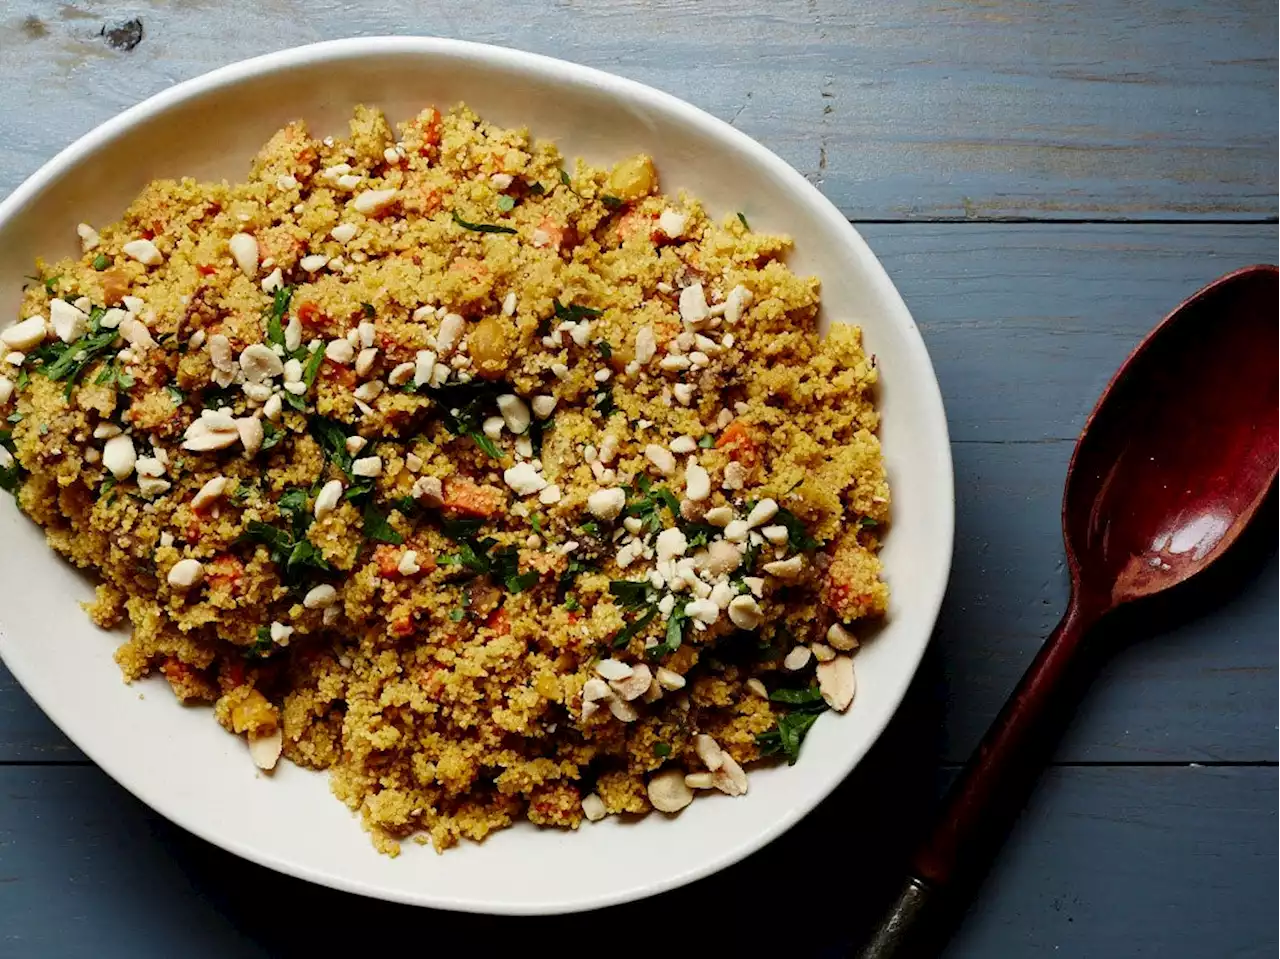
[859,264,1278,958]
[1067,265,1279,607]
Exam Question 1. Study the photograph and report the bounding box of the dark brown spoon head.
[1064,265,1279,612]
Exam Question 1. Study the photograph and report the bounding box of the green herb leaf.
[595,340,613,361]
[697,434,715,448]
[860,517,879,529]
[32,326,119,397]
[265,285,294,348]
[600,195,624,210]
[564,594,582,612]
[43,276,60,296]
[774,506,819,551]
[448,607,466,622]
[527,181,546,196]
[260,420,282,452]
[165,384,186,405]
[608,579,653,609]
[594,385,616,419]
[737,211,750,230]
[362,500,403,545]
[247,627,275,659]
[309,418,354,474]
[769,685,827,708]
[496,195,516,213]
[452,211,518,235]
[301,344,326,387]
[755,710,824,765]
[653,742,672,758]
[362,302,376,318]
[553,301,603,323]
[0,431,20,495]
[611,605,658,649]
[92,254,110,271]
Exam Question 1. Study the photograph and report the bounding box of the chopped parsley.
[611,605,658,649]
[737,211,750,230]
[165,384,186,405]
[361,302,376,318]
[43,276,60,296]
[609,579,653,609]
[773,506,819,551]
[93,362,134,392]
[600,195,624,210]
[697,434,716,448]
[557,557,593,600]
[361,500,403,545]
[301,343,326,387]
[448,607,466,623]
[860,517,880,529]
[260,420,283,452]
[91,254,110,271]
[241,518,329,584]
[564,594,582,612]
[624,475,681,535]
[438,382,503,459]
[653,742,672,758]
[527,181,547,196]
[646,599,689,659]
[553,301,603,324]
[594,385,617,419]
[0,430,21,494]
[755,684,830,765]
[452,211,518,235]
[247,627,275,659]
[265,285,294,348]
[595,340,613,361]
[29,311,118,398]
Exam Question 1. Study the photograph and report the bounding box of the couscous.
[0,105,889,853]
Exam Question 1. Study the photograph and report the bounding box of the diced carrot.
[389,616,415,638]
[205,553,245,592]
[321,361,356,390]
[296,300,323,327]
[160,656,194,684]
[449,256,490,282]
[615,209,657,243]
[715,420,760,467]
[442,478,505,518]
[374,545,402,578]
[484,607,510,635]
[535,217,567,251]
[197,264,218,276]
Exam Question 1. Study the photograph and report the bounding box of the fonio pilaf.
[0,105,889,853]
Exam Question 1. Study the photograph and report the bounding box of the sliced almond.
[816,654,856,712]
[247,727,283,771]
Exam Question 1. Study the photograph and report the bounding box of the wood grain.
[0,764,1273,957]
[0,0,1274,220]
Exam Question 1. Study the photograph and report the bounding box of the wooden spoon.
[857,264,1279,957]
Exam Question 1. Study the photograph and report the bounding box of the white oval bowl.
[0,37,953,915]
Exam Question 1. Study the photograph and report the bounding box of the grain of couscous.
[0,105,889,853]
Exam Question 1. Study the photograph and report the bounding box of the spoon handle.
[856,598,1099,958]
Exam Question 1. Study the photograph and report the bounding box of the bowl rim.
[0,35,955,914]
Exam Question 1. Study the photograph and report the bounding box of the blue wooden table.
[0,3,1275,956]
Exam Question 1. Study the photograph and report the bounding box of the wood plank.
[859,223,1280,443]
[0,1,1273,220]
[0,223,1274,763]
[0,764,1273,957]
